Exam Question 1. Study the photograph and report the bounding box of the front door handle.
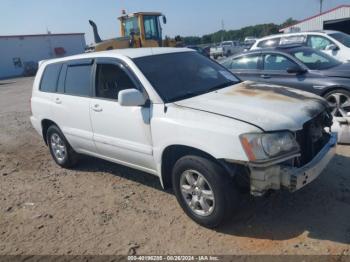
[260,74,271,79]
[55,98,62,104]
[92,104,103,112]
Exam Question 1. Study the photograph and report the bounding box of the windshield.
[329,32,350,48]
[133,52,240,103]
[290,49,341,70]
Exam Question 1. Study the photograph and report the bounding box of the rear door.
[52,59,96,154]
[228,53,262,82]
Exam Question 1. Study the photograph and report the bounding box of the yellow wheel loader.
[89,11,182,51]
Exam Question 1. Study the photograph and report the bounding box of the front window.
[290,49,341,70]
[123,17,140,36]
[307,35,333,50]
[329,32,350,48]
[95,64,136,100]
[133,52,240,103]
[143,15,161,40]
[263,54,297,71]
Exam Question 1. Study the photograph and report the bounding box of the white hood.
[175,81,329,131]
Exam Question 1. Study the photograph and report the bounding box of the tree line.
[180,18,298,46]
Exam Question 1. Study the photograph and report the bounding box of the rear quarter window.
[40,63,62,92]
[257,38,281,48]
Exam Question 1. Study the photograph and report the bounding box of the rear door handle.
[92,104,103,112]
[55,98,62,104]
[260,74,271,79]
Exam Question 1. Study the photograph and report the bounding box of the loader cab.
[119,12,166,47]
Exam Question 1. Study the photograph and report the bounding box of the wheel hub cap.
[180,170,215,217]
[50,133,66,162]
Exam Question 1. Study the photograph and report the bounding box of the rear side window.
[65,65,92,96]
[40,63,62,92]
[231,55,259,70]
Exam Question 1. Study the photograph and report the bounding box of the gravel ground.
[0,77,350,255]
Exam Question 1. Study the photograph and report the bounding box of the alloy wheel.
[326,92,350,117]
[180,170,215,217]
[50,133,67,163]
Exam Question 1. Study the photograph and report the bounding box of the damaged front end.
[243,110,337,196]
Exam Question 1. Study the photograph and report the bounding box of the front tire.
[46,125,78,168]
[172,155,239,228]
[324,89,350,117]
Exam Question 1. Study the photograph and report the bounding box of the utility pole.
[319,0,324,13]
[221,19,225,43]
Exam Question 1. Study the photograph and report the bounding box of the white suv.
[251,31,350,62]
[31,48,336,227]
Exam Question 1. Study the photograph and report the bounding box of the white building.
[280,5,350,34]
[0,33,86,79]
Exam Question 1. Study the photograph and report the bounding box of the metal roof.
[280,5,350,32]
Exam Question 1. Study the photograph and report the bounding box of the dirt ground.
[0,77,350,255]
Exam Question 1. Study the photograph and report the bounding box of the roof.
[118,12,163,20]
[0,33,85,39]
[256,30,337,42]
[42,47,194,65]
[280,5,350,31]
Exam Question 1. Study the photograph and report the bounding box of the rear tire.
[46,125,78,168]
[172,155,239,228]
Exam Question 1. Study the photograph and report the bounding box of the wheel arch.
[160,145,237,189]
[320,86,350,97]
[41,119,59,145]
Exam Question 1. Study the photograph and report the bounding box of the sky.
[1,0,350,44]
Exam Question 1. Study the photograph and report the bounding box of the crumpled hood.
[175,81,329,131]
[319,63,350,78]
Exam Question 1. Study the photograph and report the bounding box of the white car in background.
[210,41,243,59]
[250,31,350,63]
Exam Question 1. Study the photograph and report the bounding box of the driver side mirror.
[325,44,339,51]
[118,89,147,107]
[162,15,167,24]
[287,66,307,74]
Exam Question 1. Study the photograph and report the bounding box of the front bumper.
[249,133,337,196]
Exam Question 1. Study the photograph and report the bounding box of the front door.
[89,59,155,172]
[260,53,307,91]
[228,53,262,82]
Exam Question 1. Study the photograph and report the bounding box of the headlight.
[240,131,299,161]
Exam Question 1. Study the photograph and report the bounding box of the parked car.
[221,45,350,117]
[30,47,336,228]
[186,45,210,58]
[210,41,243,59]
[250,31,350,63]
[243,37,258,50]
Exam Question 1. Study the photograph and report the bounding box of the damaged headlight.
[240,131,299,161]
